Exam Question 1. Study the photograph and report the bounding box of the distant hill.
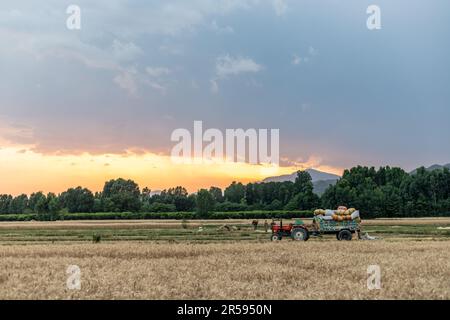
[410,163,450,174]
[312,179,339,196]
[150,190,162,196]
[262,169,341,195]
[262,169,341,183]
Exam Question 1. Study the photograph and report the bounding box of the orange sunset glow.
[0,146,342,195]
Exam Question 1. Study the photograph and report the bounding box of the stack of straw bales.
[314,207,360,221]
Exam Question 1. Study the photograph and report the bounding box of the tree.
[102,178,141,212]
[170,187,194,211]
[167,186,188,197]
[294,171,314,194]
[93,198,103,212]
[209,187,224,203]
[224,181,245,203]
[2,163,449,219]
[151,186,195,211]
[9,194,29,214]
[196,189,215,217]
[29,192,47,213]
[288,171,320,210]
[60,187,94,213]
[322,166,416,218]
[47,193,61,214]
[173,195,196,211]
[141,187,152,199]
[244,183,258,206]
[35,195,48,214]
[0,194,13,214]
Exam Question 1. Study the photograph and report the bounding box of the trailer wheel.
[271,233,282,241]
[291,228,308,241]
[337,229,352,241]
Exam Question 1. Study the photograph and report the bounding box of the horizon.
[2,161,449,197]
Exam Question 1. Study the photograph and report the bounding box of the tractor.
[270,219,310,241]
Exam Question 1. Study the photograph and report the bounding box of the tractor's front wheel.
[291,228,309,241]
[271,233,282,241]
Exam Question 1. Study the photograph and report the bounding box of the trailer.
[270,216,361,241]
[314,216,361,240]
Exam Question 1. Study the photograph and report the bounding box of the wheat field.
[0,240,449,299]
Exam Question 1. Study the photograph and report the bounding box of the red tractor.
[270,219,310,241]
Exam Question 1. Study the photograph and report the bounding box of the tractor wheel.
[291,228,308,241]
[337,229,352,241]
[271,233,282,241]
[336,233,341,241]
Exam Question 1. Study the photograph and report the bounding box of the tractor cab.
[270,219,292,233]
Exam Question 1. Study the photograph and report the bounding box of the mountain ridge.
[262,169,341,195]
[410,163,450,174]
[262,168,341,183]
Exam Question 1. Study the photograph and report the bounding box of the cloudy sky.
[1,0,449,194]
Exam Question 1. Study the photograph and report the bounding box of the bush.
[147,202,177,212]
[264,200,283,211]
[0,214,37,221]
[92,234,102,243]
[33,211,61,221]
[214,201,248,212]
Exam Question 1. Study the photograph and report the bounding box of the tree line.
[0,165,449,219]
[322,166,450,218]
